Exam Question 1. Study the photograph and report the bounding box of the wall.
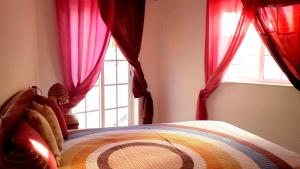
[139,0,161,123]
[140,0,205,123]
[0,0,62,105]
[0,0,62,106]
[140,0,300,154]
[0,0,40,105]
[35,0,63,93]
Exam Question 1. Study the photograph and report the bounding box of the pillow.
[32,101,64,151]
[24,109,60,166]
[34,95,68,139]
[9,121,57,169]
[2,147,50,169]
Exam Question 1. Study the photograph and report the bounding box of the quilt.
[60,121,300,169]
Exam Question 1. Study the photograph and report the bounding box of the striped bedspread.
[60,121,300,169]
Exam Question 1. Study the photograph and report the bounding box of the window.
[221,12,290,85]
[72,39,135,129]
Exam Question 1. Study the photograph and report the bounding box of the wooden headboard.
[0,88,36,158]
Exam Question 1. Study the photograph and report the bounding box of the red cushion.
[11,121,57,169]
[3,147,49,169]
[34,95,68,139]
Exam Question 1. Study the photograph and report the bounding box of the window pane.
[221,12,240,37]
[117,61,129,83]
[105,109,117,127]
[72,99,85,114]
[86,87,100,111]
[117,47,126,60]
[105,86,116,109]
[87,111,100,128]
[281,73,289,81]
[224,25,260,80]
[104,61,116,85]
[118,85,128,107]
[105,39,116,60]
[264,55,282,80]
[118,107,128,127]
[74,113,86,129]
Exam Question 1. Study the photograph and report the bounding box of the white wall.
[0,0,40,105]
[140,0,300,154]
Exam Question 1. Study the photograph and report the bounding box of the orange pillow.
[32,101,64,151]
[24,108,60,166]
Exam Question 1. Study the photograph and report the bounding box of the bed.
[1,88,300,169]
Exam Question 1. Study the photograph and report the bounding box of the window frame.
[72,39,136,129]
[220,14,291,86]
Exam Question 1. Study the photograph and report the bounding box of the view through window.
[221,12,290,84]
[72,39,133,129]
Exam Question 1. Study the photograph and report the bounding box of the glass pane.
[87,111,100,128]
[72,99,85,114]
[118,85,128,107]
[264,55,282,80]
[105,86,116,109]
[224,24,260,80]
[117,47,126,60]
[86,87,100,111]
[105,109,117,127]
[118,107,128,127]
[117,61,129,83]
[105,39,116,60]
[104,61,116,85]
[74,113,86,129]
[281,73,289,81]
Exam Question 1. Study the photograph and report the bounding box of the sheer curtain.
[55,0,110,110]
[254,3,300,90]
[197,0,300,120]
[196,0,257,120]
[98,0,153,124]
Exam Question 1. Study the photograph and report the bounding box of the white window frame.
[221,13,291,86]
[72,39,137,129]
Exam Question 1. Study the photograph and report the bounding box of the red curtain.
[197,0,300,120]
[98,0,153,124]
[55,0,110,109]
[254,3,300,90]
[196,0,258,120]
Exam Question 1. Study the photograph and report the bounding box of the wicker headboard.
[0,88,36,159]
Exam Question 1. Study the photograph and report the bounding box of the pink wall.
[0,0,40,104]
[0,0,62,104]
[35,0,63,93]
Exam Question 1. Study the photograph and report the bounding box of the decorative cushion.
[32,101,64,151]
[34,95,68,139]
[9,121,57,169]
[24,109,60,166]
[2,147,49,169]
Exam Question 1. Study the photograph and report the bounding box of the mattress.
[60,121,300,169]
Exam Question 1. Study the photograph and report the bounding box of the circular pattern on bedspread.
[98,142,194,169]
[61,125,293,169]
